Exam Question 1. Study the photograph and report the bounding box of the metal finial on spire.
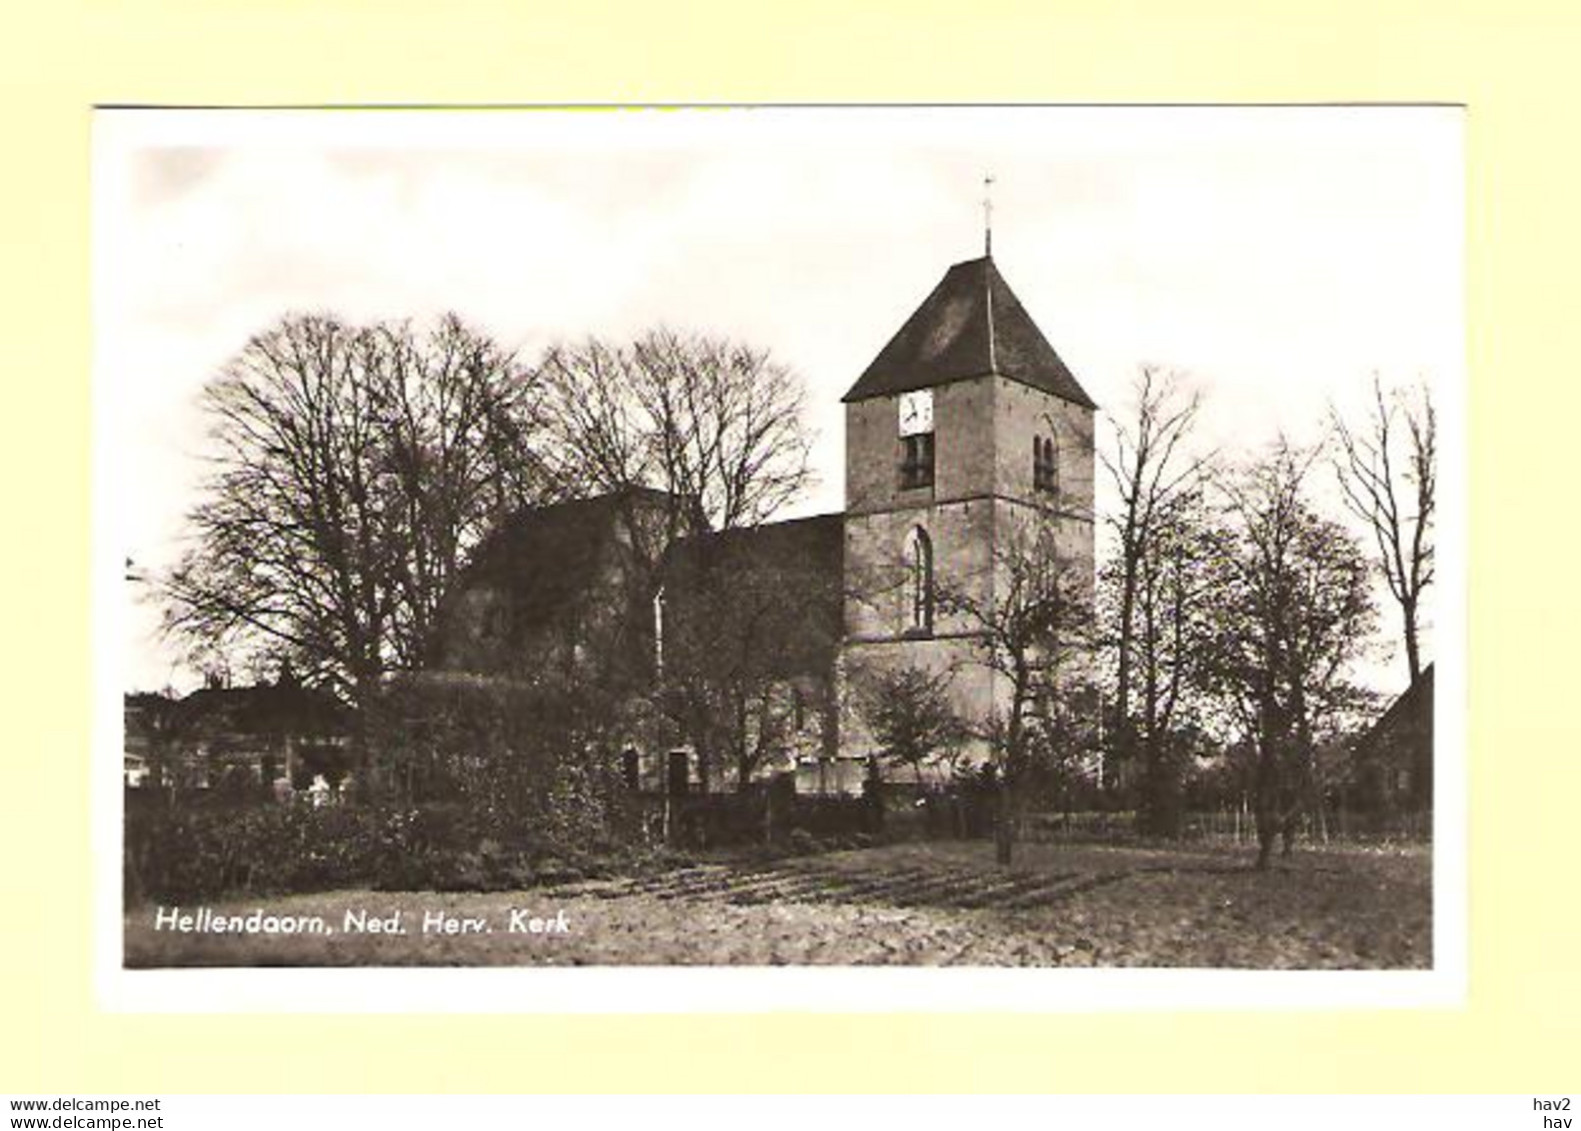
[982,173,995,257]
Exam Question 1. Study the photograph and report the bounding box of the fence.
[639,783,875,850]
[636,776,1000,850]
[1022,804,1432,845]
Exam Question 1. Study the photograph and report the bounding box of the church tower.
[839,253,1097,767]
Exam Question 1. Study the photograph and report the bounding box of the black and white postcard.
[94,106,1464,1011]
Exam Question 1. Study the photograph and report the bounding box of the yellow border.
[4,0,1575,1094]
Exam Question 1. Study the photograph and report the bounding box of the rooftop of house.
[446,486,684,641]
[1356,663,1435,756]
[665,511,845,576]
[126,679,349,740]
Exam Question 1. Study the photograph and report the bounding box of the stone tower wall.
[839,375,1095,769]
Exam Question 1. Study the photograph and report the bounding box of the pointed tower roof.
[842,256,1096,408]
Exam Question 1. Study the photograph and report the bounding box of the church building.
[435,250,1096,793]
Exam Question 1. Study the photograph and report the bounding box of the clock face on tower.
[898,389,934,436]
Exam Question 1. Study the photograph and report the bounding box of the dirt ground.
[123,839,1431,968]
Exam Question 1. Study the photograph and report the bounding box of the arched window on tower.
[904,526,934,635]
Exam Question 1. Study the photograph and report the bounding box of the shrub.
[124,802,389,903]
[124,669,673,903]
[372,673,635,847]
[125,796,652,903]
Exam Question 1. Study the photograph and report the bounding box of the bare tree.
[159,313,549,766]
[1203,440,1378,869]
[535,337,654,509]
[1099,366,1212,834]
[938,510,1095,865]
[373,314,558,668]
[539,327,816,540]
[534,327,824,792]
[1330,377,1436,683]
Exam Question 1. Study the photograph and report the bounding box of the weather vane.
[983,173,995,257]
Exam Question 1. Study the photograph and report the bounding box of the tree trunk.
[1284,693,1315,858]
[1139,735,1182,840]
[347,719,369,793]
[1255,821,1277,870]
[690,719,713,794]
[994,774,1013,866]
[997,690,1027,867]
[1115,542,1139,780]
[1254,721,1281,871]
[1254,768,1279,868]
[1402,597,1422,685]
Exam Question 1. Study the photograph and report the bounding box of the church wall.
[990,497,1097,614]
[704,672,839,790]
[990,381,1098,668]
[841,495,1004,771]
[843,396,896,515]
[844,378,997,515]
[991,377,1096,520]
[846,379,1094,519]
[840,378,1096,775]
[837,636,1002,769]
[934,378,998,501]
[843,499,994,642]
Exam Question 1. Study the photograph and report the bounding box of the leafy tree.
[1099,487,1218,835]
[1098,366,1212,836]
[1020,672,1103,830]
[1202,441,1378,868]
[854,664,969,784]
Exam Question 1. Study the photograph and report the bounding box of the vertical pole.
[982,173,995,257]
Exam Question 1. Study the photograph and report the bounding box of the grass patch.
[125,839,1430,969]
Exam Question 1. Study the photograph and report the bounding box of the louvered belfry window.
[900,432,935,489]
[1033,435,1058,493]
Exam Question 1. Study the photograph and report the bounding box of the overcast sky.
[96,107,1462,695]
